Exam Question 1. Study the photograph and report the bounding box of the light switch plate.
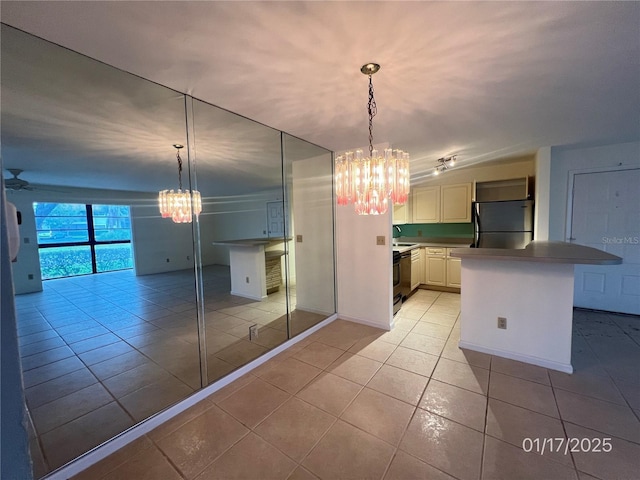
[296,234,303,242]
[376,235,386,246]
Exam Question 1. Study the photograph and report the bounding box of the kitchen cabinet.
[392,202,410,225]
[424,247,461,288]
[418,247,426,284]
[411,183,472,224]
[412,186,440,223]
[446,255,461,287]
[475,176,532,202]
[441,183,472,223]
[411,248,421,291]
[425,247,446,286]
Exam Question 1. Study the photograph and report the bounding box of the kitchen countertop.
[212,238,290,247]
[450,241,622,265]
[392,237,473,253]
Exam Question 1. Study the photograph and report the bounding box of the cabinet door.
[418,247,425,284]
[411,253,420,290]
[392,203,408,225]
[441,183,472,223]
[446,257,462,287]
[426,256,446,286]
[413,186,440,223]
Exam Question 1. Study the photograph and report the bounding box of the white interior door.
[570,168,640,314]
[266,201,285,238]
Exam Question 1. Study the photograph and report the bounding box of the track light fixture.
[433,156,457,175]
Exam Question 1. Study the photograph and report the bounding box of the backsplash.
[393,223,473,239]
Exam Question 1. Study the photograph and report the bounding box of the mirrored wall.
[1,23,335,478]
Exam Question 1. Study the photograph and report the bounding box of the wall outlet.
[166,258,170,263]
[249,324,259,340]
[417,230,423,236]
[376,235,386,245]
[246,276,250,283]
[24,237,30,244]
[28,274,34,280]
[296,234,303,243]
[497,317,507,329]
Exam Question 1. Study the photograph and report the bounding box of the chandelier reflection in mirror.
[335,63,410,215]
[158,144,202,223]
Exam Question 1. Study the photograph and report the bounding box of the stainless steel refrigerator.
[472,199,534,248]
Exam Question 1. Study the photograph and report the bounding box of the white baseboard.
[338,314,391,332]
[45,314,338,480]
[230,290,266,301]
[458,340,573,374]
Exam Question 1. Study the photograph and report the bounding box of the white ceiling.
[1,1,639,190]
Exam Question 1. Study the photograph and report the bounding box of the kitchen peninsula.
[451,241,621,373]
[212,239,287,300]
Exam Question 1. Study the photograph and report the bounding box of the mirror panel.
[2,22,337,479]
[189,98,290,383]
[1,24,201,477]
[282,133,336,334]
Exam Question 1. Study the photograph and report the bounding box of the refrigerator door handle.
[472,202,482,248]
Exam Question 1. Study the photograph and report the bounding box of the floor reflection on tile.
[14,265,328,476]
[72,290,640,480]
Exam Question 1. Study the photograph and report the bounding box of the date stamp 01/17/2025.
[522,437,612,455]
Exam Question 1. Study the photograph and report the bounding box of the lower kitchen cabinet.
[446,256,461,287]
[411,249,421,290]
[425,248,446,286]
[424,247,461,289]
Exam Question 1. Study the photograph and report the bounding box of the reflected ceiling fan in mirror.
[4,169,34,191]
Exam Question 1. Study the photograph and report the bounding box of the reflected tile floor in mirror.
[14,265,326,476]
[71,290,640,480]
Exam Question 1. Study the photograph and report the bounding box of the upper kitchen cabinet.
[412,186,441,223]
[475,176,533,202]
[412,183,472,224]
[441,183,472,222]
[392,201,411,225]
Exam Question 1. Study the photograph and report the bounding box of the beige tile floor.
[14,266,326,477]
[70,290,640,480]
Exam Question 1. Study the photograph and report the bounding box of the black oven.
[393,251,402,315]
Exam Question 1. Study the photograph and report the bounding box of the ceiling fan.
[4,169,35,191]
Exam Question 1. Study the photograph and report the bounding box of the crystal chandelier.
[335,63,410,215]
[158,144,202,223]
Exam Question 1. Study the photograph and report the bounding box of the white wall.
[549,141,640,241]
[336,203,392,329]
[7,191,43,294]
[129,203,195,275]
[199,189,283,266]
[292,154,334,315]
